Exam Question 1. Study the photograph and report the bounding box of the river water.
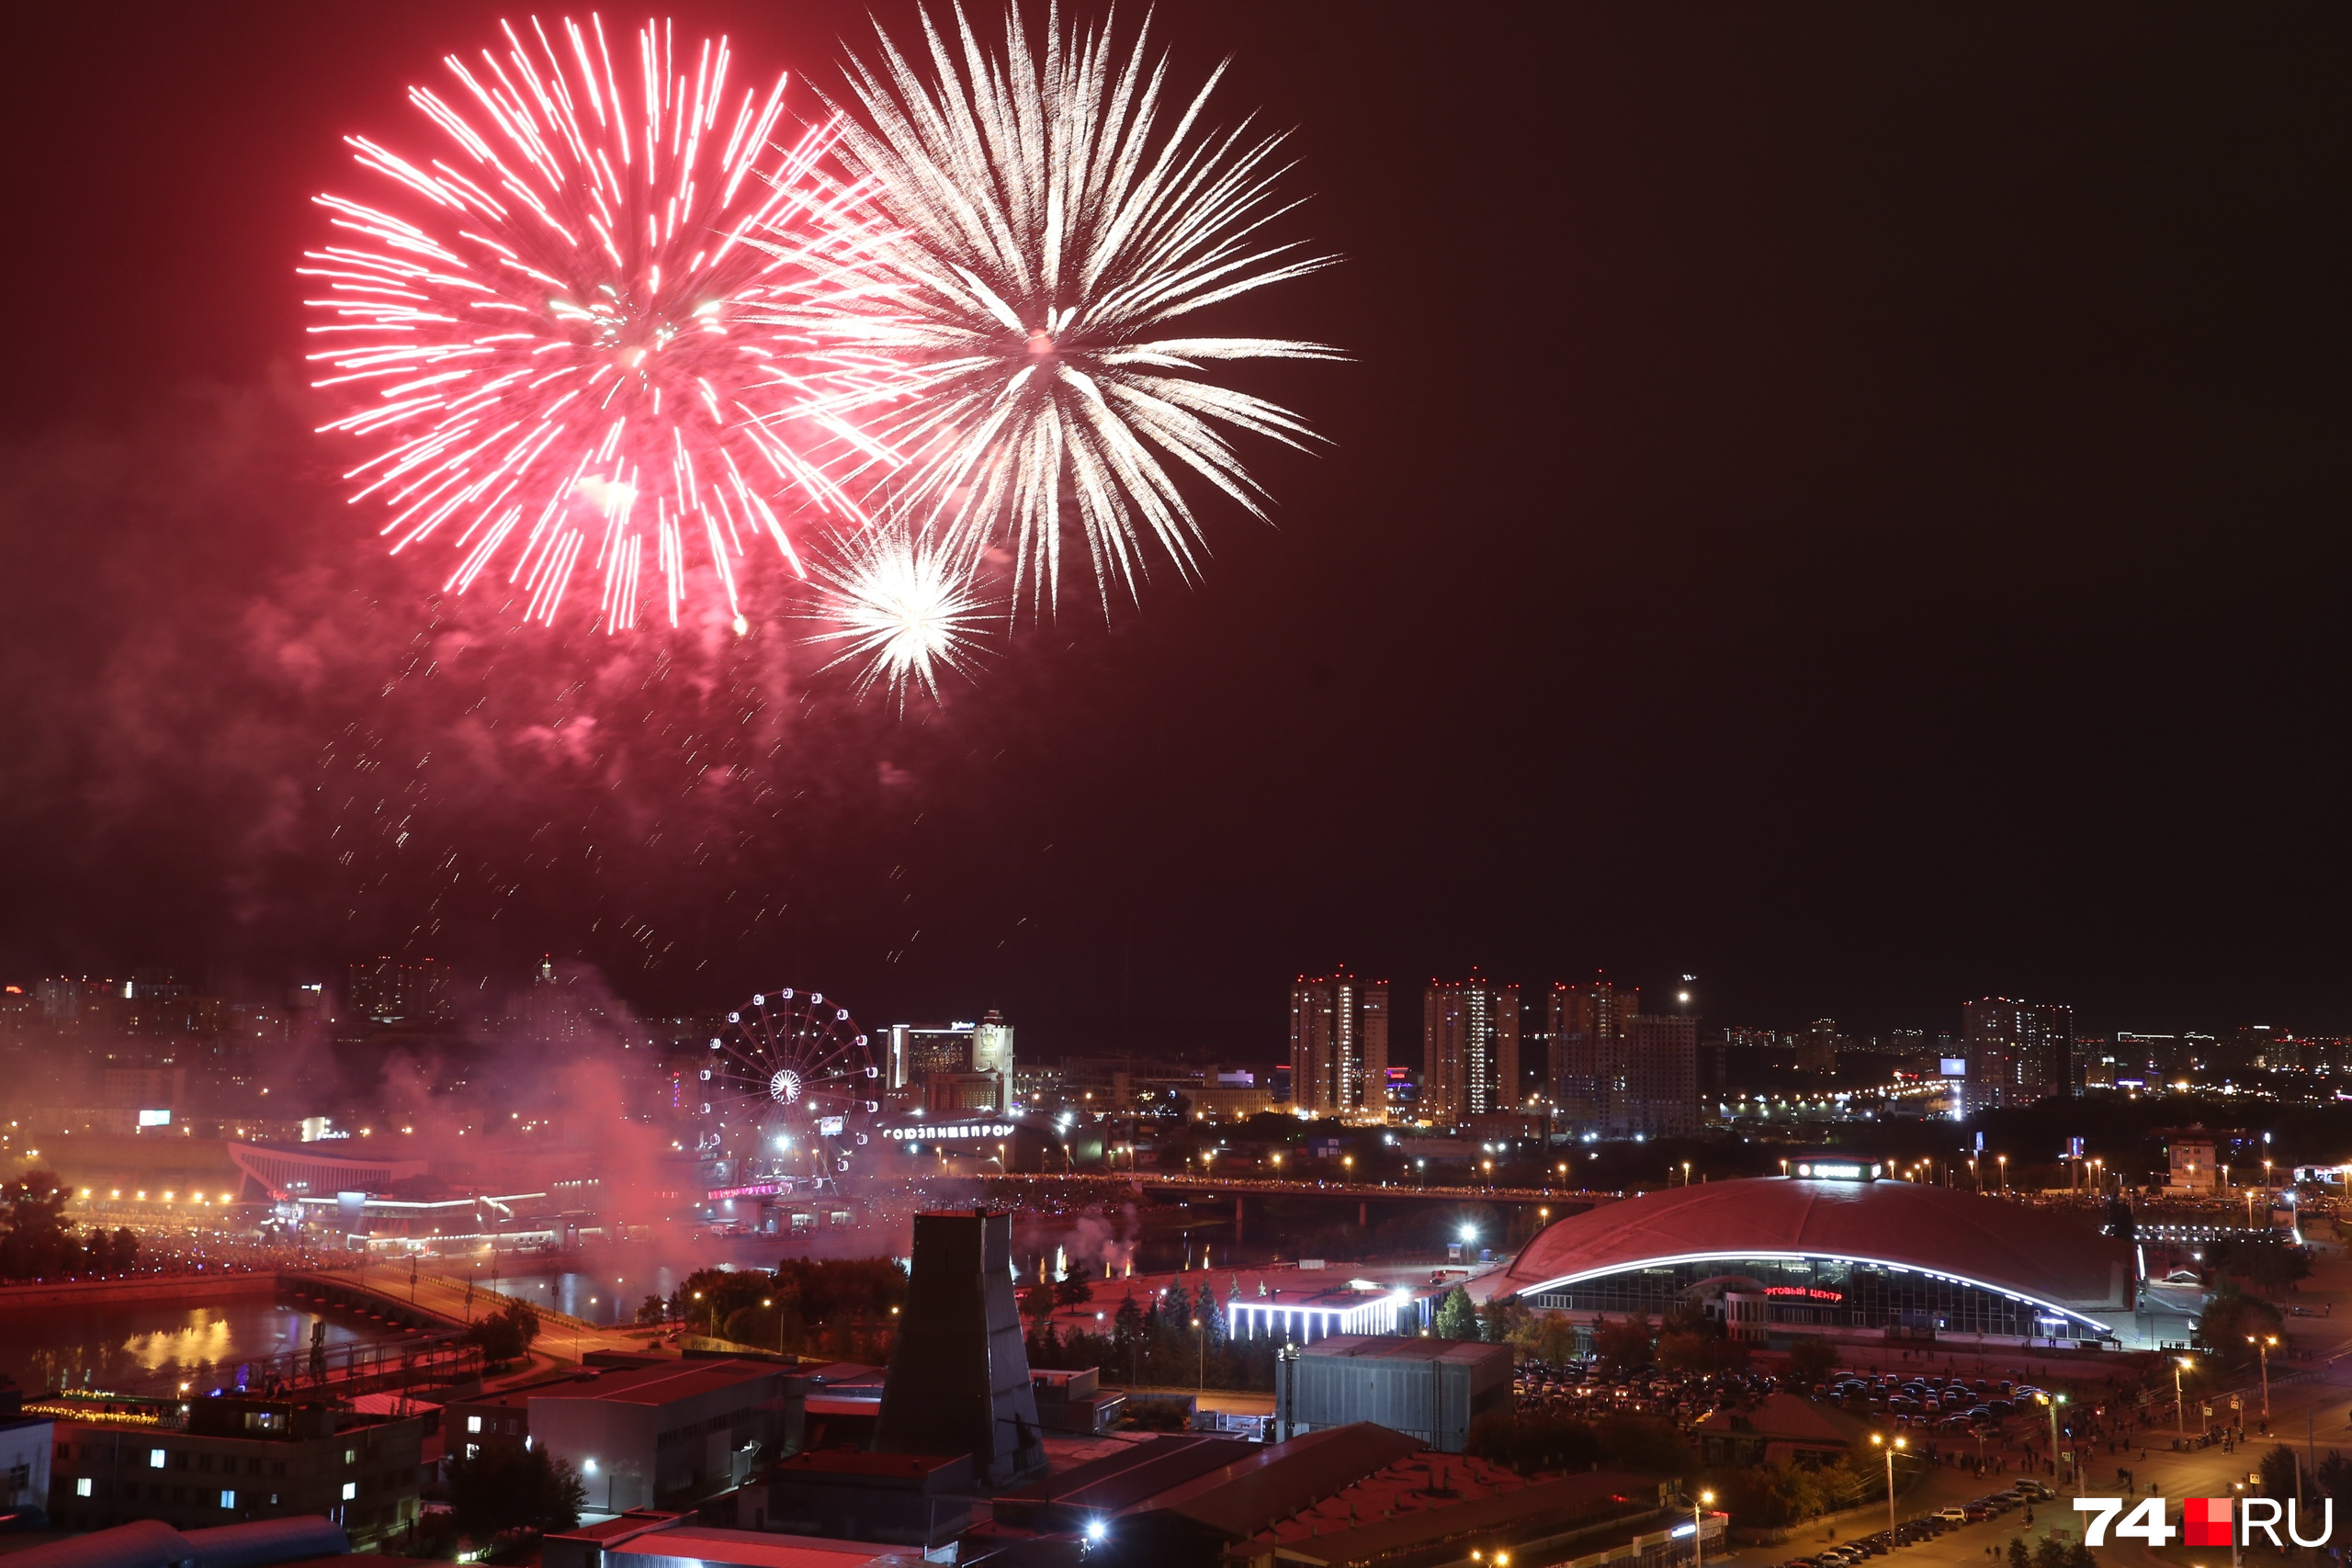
[0,1292,405,1397]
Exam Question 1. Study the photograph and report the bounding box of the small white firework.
[770,4,1339,613]
[808,528,989,702]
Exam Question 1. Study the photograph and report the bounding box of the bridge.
[972,1171,1612,1240]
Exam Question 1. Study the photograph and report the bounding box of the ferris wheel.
[701,987,879,1193]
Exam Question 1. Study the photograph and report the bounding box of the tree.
[1433,1286,1478,1342]
[1480,1296,1536,1349]
[2195,1281,2284,1367]
[1593,1312,1653,1374]
[107,1228,138,1271]
[1534,1312,1579,1366]
[2260,1443,2300,1498]
[2034,1538,2068,1568]
[1784,1336,1837,1389]
[634,1293,667,1325]
[0,1169,78,1280]
[1022,1282,1059,1322]
[467,1297,541,1366]
[2318,1449,2352,1501]
[447,1444,585,1536]
[1054,1277,1094,1310]
[2008,1538,2030,1568]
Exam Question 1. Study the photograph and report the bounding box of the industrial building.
[978,1426,1700,1568]
[874,1211,1043,1486]
[527,1360,787,1515]
[1500,1171,2139,1347]
[545,1511,921,1568]
[1273,1337,1513,1454]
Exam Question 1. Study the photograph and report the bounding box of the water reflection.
[0,1298,398,1396]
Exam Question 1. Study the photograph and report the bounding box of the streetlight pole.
[2043,1393,2067,1488]
[2248,1336,2276,1422]
[1872,1435,1905,1539]
[1997,1155,2007,1196]
[2176,1357,2195,1438]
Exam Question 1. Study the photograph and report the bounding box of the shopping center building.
[1500,1171,2144,1349]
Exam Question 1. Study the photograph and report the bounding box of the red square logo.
[2184,1498,2233,1547]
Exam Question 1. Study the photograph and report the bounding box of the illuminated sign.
[707,1183,781,1201]
[1793,1160,1882,1181]
[1940,1058,1967,1077]
[818,1116,845,1137]
[137,1109,172,1127]
[1764,1285,1844,1302]
[883,1122,1015,1141]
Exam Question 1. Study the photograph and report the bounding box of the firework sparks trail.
[807,524,988,704]
[305,17,903,634]
[762,4,1341,615]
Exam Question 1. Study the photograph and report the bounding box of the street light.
[1996,1155,2007,1195]
[1871,1435,1906,1539]
[2247,1335,2278,1421]
[2039,1393,2068,1489]
[2176,1356,2195,1438]
[1693,1489,1714,1568]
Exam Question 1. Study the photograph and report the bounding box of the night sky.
[4,4,2348,1056]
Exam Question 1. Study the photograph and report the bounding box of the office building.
[1548,979,1636,1129]
[1962,998,2076,1112]
[1288,970,1388,1119]
[1422,976,1520,1125]
[884,1016,1014,1112]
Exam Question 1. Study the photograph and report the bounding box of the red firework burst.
[304,17,896,633]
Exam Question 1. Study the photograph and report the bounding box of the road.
[1724,1219,2352,1568]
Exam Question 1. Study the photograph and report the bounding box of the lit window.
[220,1490,236,1508]
[342,1482,357,1501]
[149,1450,165,1469]
[75,1479,92,1498]
[465,1444,480,1461]
[467,1416,482,1434]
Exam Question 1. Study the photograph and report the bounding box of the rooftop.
[1503,1177,2132,1311]
[606,1525,918,1568]
[529,1359,781,1408]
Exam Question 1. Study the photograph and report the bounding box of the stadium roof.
[1503,1177,2132,1314]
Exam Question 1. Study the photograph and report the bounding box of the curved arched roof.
[1505,1177,2132,1315]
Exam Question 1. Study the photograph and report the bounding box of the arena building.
[1500,1172,2142,1349]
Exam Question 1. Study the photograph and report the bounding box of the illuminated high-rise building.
[1288,970,1388,1119]
[348,955,455,1026]
[1962,998,2075,1111]
[1548,978,1637,1129]
[1422,975,1520,1126]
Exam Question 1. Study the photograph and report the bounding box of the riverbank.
[0,1272,283,1310]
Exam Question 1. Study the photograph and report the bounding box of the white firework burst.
[808,527,989,702]
[769,4,1340,612]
